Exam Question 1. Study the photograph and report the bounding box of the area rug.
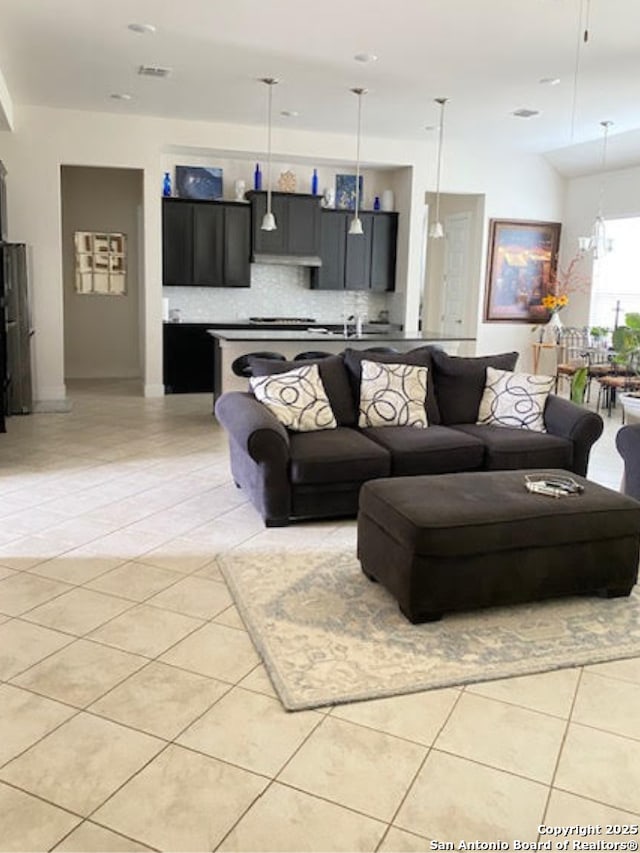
[219,546,640,711]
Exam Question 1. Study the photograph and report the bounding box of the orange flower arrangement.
[543,254,589,315]
[541,292,569,313]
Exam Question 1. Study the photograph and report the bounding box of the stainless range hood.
[252,253,322,268]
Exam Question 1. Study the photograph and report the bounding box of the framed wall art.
[484,219,561,322]
[176,166,223,200]
[74,231,126,295]
[335,174,364,210]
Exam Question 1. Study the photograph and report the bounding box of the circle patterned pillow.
[358,360,428,428]
[250,363,337,432]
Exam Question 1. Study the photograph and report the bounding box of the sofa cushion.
[249,355,357,426]
[477,368,555,432]
[343,346,441,424]
[249,364,337,432]
[360,425,485,476]
[430,349,519,425]
[452,423,573,470]
[289,427,391,485]
[358,360,429,428]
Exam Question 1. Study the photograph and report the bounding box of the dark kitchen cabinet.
[248,192,322,259]
[314,210,347,291]
[162,199,192,285]
[344,213,373,291]
[370,213,398,292]
[162,198,250,287]
[163,323,214,393]
[223,205,253,287]
[311,209,397,291]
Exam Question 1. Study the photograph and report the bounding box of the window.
[74,231,127,295]
[590,217,640,328]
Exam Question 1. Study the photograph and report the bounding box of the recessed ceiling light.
[110,93,132,100]
[280,110,299,117]
[354,52,378,63]
[512,108,541,119]
[539,77,561,86]
[128,23,156,34]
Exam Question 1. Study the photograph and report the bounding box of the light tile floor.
[0,380,638,852]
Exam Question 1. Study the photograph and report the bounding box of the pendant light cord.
[433,98,447,226]
[266,80,274,216]
[350,88,367,225]
[569,0,585,142]
[597,120,612,218]
[354,91,362,222]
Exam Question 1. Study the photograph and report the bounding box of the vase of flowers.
[538,253,589,344]
[541,295,568,344]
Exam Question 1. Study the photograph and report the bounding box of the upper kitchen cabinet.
[162,198,251,287]
[370,212,399,292]
[248,192,322,261]
[311,209,398,291]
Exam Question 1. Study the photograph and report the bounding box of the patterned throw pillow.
[249,363,337,432]
[358,360,428,428]
[477,367,555,432]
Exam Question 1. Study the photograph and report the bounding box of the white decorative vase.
[542,311,562,344]
[381,189,395,211]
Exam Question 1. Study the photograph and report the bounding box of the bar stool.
[231,351,286,378]
[293,351,333,361]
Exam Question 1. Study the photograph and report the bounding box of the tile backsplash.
[163,264,390,323]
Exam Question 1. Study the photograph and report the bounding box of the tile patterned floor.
[0,380,638,852]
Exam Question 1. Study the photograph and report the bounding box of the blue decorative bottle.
[373,195,381,211]
[254,163,262,191]
[311,168,318,195]
[162,171,172,198]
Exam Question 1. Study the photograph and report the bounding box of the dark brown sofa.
[214,347,604,526]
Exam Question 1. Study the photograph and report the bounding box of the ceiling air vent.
[512,108,540,119]
[138,65,172,78]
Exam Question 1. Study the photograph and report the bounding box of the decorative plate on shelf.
[277,170,297,192]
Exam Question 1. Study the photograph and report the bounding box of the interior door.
[440,212,472,335]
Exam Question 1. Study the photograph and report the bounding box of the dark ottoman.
[357,470,640,623]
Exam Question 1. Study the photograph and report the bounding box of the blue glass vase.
[162,172,172,198]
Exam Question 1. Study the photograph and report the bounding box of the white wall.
[0,104,565,404]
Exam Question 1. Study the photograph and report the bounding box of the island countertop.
[208,328,477,401]
[207,328,475,343]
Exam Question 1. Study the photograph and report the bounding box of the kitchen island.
[208,328,476,399]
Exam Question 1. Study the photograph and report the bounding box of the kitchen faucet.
[344,314,363,338]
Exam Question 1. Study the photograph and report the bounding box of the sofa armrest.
[214,391,290,462]
[616,425,640,499]
[543,394,604,476]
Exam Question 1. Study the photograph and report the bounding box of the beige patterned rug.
[219,546,640,711]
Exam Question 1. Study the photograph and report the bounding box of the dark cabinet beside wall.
[162,198,251,287]
[248,191,322,259]
[163,323,215,394]
[311,210,398,291]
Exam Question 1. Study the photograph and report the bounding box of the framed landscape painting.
[176,166,223,200]
[484,219,561,322]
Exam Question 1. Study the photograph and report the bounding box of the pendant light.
[578,120,614,259]
[259,77,279,232]
[428,97,449,239]
[348,87,367,236]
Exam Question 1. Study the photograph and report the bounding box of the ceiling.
[1,0,639,177]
